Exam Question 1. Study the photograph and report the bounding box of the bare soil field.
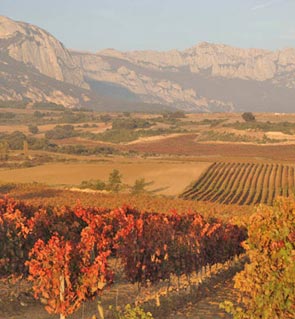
[124,134,295,162]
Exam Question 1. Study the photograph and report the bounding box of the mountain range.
[1,15,295,112]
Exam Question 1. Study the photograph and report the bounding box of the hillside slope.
[1,15,295,112]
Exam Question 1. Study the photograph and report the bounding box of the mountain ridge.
[1,15,295,112]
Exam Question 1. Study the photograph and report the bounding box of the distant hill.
[1,15,295,112]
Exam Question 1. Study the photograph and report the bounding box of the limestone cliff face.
[185,43,275,80]
[73,51,234,112]
[1,15,295,112]
[0,16,88,89]
[73,53,196,109]
[0,51,94,107]
[94,42,295,85]
[73,42,295,111]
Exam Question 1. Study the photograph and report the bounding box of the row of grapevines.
[252,164,267,205]
[0,197,247,318]
[181,162,295,206]
[207,163,236,202]
[219,163,242,204]
[222,197,295,319]
[181,162,220,199]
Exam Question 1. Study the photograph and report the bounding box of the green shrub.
[0,100,27,109]
[95,129,140,143]
[0,112,16,119]
[80,179,106,191]
[92,127,186,144]
[100,114,112,123]
[112,118,151,130]
[33,102,65,111]
[28,125,39,134]
[241,112,256,122]
[130,178,151,195]
[111,304,154,319]
[59,110,95,123]
[107,169,122,193]
[0,131,26,149]
[33,111,45,118]
[223,121,295,135]
[162,111,186,119]
[45,125,77,140]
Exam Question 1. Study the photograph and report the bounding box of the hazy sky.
[1,0,295,52]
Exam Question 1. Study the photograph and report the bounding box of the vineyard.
[3,183,254,224]
[222,197,295,318]
[181,162,295,206]
[0,197,246,319]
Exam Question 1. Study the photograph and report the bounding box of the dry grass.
[127,133,189,145]
[186,112,295,123]
[0,159,211,196]
[0,124,30,134]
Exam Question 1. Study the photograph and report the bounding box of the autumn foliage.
[27,235,111,318]
[222,197,295,319]
[0,197,246,318]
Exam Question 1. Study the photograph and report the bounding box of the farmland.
[181,162,295,205]
[1,5,295,317]
[0,197,246,319]
[1,108,295,319]
[125,134,295,162]
[0,159,211,196]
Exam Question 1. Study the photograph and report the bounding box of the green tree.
[122,111,131,117]
[162,111,186,119]
[33,102,65,111]
[241,112,255,122]
[100,114,112,123]
[33,110,44,118]
[45,125,77,140]
[0,142,9,160]
[107,169,122,193]
[28,125,39,134]
[131,178,150,195]
[112,118,150,130]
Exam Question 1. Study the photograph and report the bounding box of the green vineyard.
[181,162,295,205]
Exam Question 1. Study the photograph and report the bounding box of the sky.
[1,0,295,52]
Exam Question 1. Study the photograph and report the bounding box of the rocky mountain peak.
[0,15,24,38]
[1,15,295,113]
[0,15,88,89]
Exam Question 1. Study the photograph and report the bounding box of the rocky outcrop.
[0,51,92,107]
[1,15,295,112]
[72,51,234,112]
[93,42,295,85]
[0,16,88,89]
[73,42,295,111]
